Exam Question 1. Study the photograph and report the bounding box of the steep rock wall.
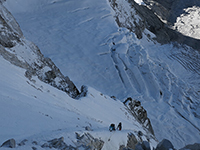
[108,0,200,50]
[143,0,200,25]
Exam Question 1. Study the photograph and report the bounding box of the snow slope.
[0,56,157,149]
[3,0,200,148]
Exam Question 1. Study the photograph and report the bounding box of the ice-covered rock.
[0,3,81,99]
[143,0,200,25]
[108,0,200,50]
[75,132,104,150]
[126,132,138,149]
[0,138,16,148]
[41,137,76,149]
[124,98,154,135]
[143,0,200,40]
[0,4,22,48]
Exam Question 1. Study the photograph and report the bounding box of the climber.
[117,122,122,131]
[109,123,116,132]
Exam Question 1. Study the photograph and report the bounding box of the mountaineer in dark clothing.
[117,122,122,131]
[109,123,116,132]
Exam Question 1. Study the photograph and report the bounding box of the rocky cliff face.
[0,3,81,99]
[108,0,200,50]
[143,0,200,40]
[143,0,200,25]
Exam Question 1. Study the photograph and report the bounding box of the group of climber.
[109,122,122,132]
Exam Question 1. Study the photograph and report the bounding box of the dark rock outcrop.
[0,5,22,48]
[125,132,138,150]
[141,141,151,150]
[156,139,175,150]
[179,143,200,150]
[143,0,200,25]
[1,138,16,148]
[135,143,144,150]
[25,56,80,99]
[124,98,154,135]
[121,137,199,150]
[127,133,138,148]
[41,134,104,149]
[18,139,28,146]
[108,0,200,51]
[120,134,151,150]
[85,126,93,131]
[41,137,76,149]
[75,132,104,150]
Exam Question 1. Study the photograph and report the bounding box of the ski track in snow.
[77,17,94,26]
[70,7,90,13]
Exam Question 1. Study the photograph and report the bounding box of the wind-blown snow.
[3,0,200,149]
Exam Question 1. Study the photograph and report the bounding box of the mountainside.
[109,0,200,50]
[0,2,81,99]
[0,1,157,149]
[0,0,200,149]
[0,55,158,149]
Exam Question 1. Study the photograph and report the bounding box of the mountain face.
[109,0,200,50]
[106,0,200,147]
[1,0,200,149]
[0,3,81,99]
[143,0,200,41]
[143,0,200,28]
[0,1,157,149]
